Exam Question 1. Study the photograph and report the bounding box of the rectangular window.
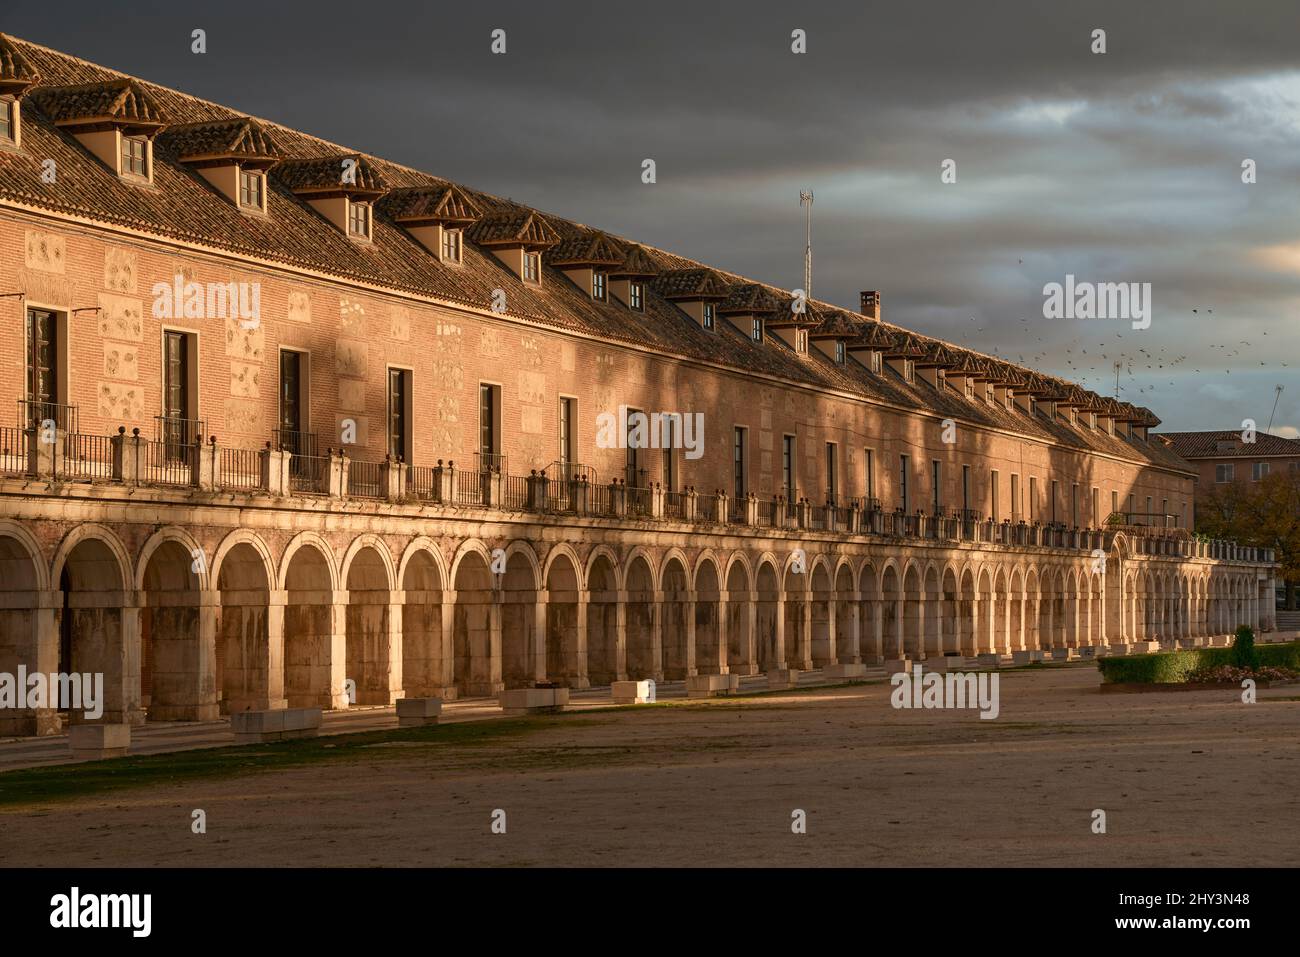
[629,281,644,311]
[592,272,607,301]
[479,383,500,466]
[625,407,642,482]
[734,428,748,500]
[162,330,195,454]
[702,303,715,330]
[965,379,974,399]
[120,135,148,177]
[870,352,882,374]
[865,448,875,501]
[835,340,846,364]
[238,168,263,209]
[1071,483,1079,527]
[783,435,795,501]
[1128,492,1135,518]
[825,442,837,504]
[1111,490,1118,518]
[441,228,462,263]
[899,453,910,513]
[1145,496,1153,520]
[991,470,1000,522]
[279,349,304,437]
[25,308,58,422]
[558,397,575,465]
[1216,463,1234,483]
[1011,473,1020,521]
[903,359,914,382]
[931,460,941,513]
[962,465,971,515]
[1161,497,1168,520]
[347,201,370,239]
[662,417,676,492]
[1253,462,1269,481]
[523,252,540,283]
[752,317,763,342]
[388,368,411,463]
[1091,487,1099,527]
[1050,479,1059,524]
[0,97,12,141]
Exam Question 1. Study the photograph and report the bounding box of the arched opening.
[1025,569,1041,650]
[283,544,336,709]
[661,557,690,680]
[941,567,959,657]
[858,563,880,663]
[345,546,397,705]
[1008,568,1024,652]
[59,537,133,725]
[586,554,619,685]
[810,562,833,667]
[783,562,808,669]
[452,550,495,697]
[923,565,942,656]
[140,539,213,720]
[834,563,857,664]
[881,566,901,660]
[544,553,582,687]
[991,568,1009,654]
[216,541,270,714]
[755,561,780,672]
[726,560,754,674]
[959,568,976,655]
[625,555,657,679]
[501,551,538,689]
[401,549,444,698]
[0,534,48,734]
[694,559,722,675]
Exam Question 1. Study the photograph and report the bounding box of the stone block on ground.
[232,707,321,742]
[396,697,443,726]
[767,668,801,689]
[1012,650,1043,665]
[823,662,868,680]
[69,722,130,759]
[884,659,912,675]
[975,653,1002,669]
[611,679,656,704]
[685,673,739,698]
[498,687,569,716]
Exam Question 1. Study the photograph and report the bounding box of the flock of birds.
[956,311,1288,399]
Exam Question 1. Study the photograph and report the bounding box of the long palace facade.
[0,34,1277,733]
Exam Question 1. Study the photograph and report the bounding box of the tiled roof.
[717,283,779,316]
[30,77,166,127]
[0,34,1189,475]
[0,33,38,92]
[653,268,729,300]
[610,243,658,278]
[469,209,559,247]
[846,321,898,351]
[916,341,960,366]
[810,308,863,340]
[1159,430,1300,459]
[275,154,387,195]
[159,117,281,164]
[380,184,481,225]
[547,230,625,267]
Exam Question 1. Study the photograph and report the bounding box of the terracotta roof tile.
[610,243,658,278]
[547,230,625,267]
[158,117,281,164]
[0,33,38,93]
[31,77,167,128]
[653,268,729,300]
[275,154,387,195]
[1159,430,1300,458]
[469,209,559,247]
[379,184,481,225]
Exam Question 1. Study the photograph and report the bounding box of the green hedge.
[1096,641,1300,684]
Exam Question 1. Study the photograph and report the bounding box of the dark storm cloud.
[4,0,1298,433]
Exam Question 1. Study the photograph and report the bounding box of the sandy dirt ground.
[1,666,1296,867]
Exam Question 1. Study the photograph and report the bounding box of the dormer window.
[523,251,541,283]
[592,271,607,301]
[870,352,882,374]
[965,379,974,399]
[985,384,995,403]
[441,228,462,263]
[0,97,13,143]
[751,318,764,342]
[347,200,371,240]
[835,340,846,364]
[1089,412,1097,430]
[795,328,809,354]
[1004,390,1013,411]
[702,303,716,330]
[238,168,264,210]
[936,369,946,387]
[120,135,148,178]
[903,358,914,382]
[629,281,644,311]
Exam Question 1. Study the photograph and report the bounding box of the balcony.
[0,423,1274,565]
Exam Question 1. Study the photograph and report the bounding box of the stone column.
[330,592,350,708]
[614,589,629,680]
[440,591,457,698]
[716,592,730,675]
[574,590,590,688]
[683,590,697,677]
[533,595,549,684]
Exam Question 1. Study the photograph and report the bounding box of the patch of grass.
[0,716,557,810]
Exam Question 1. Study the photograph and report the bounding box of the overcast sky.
[7,0,1299,436]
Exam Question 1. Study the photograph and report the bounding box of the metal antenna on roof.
[800,190,813,302]
[1266,383,1284,434]
[1113,360,1122,397]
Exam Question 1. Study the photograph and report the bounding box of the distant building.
[1159,430,1300,520]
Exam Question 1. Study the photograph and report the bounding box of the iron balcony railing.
[19,399,78,434]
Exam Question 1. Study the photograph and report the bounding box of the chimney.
[859,290,881,321]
